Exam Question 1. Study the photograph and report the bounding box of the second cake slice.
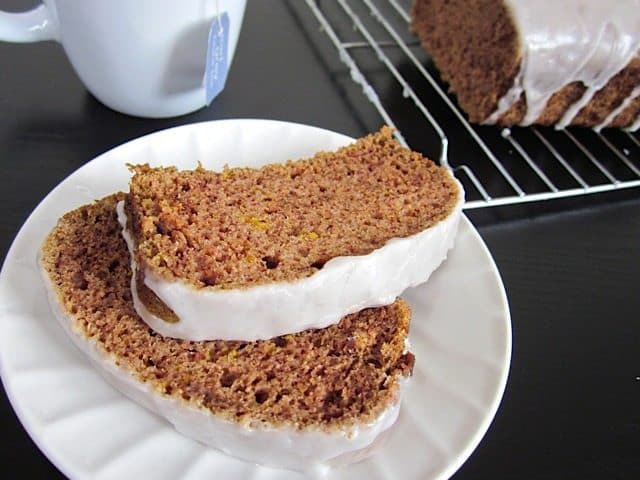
[120,127,463,341]
[39,193,415,471]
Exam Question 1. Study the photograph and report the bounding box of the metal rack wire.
[303,0,640,209]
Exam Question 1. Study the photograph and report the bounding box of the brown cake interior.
[125,126,460,290]
[410,0,521,123]
[40,194,415,431]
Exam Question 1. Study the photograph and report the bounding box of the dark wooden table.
[1,1,639,478]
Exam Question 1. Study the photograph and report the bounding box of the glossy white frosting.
[484,0,640,131]
[595,85,640,132]
[629,110,640,132]
[38,255,406,473]
[116,178,463,342]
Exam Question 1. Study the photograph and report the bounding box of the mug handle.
[0,4,58,42]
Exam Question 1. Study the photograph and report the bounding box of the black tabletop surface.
[1,1,639,479]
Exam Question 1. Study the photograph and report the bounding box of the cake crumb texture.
[125,126,460,288]
[41,194,415,430]
[410,0,521,123]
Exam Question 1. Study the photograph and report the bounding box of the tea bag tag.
[204,12,230,105]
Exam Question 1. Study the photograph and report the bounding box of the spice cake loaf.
[121,126,463,341]
[39,193,415,471]
[410,0,640,131]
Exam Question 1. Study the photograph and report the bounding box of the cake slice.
[121,127,463,341]
[39,194,415,471]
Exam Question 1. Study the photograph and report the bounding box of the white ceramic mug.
[0,0,246,118]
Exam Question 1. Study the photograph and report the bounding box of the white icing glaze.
[38,254,407,473]
[484,0,640,129]
[116,178,463,342]
[627,113,640,132]
[596,85,640,132]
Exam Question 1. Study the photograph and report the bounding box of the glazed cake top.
[487,0,640,129]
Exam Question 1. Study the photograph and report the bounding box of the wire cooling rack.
[301,0,640,209]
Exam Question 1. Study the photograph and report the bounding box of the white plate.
[0,119,511,480]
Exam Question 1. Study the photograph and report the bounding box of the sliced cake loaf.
[121,126,463,341]
[39,194,415,471]
[410,0,640,131]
